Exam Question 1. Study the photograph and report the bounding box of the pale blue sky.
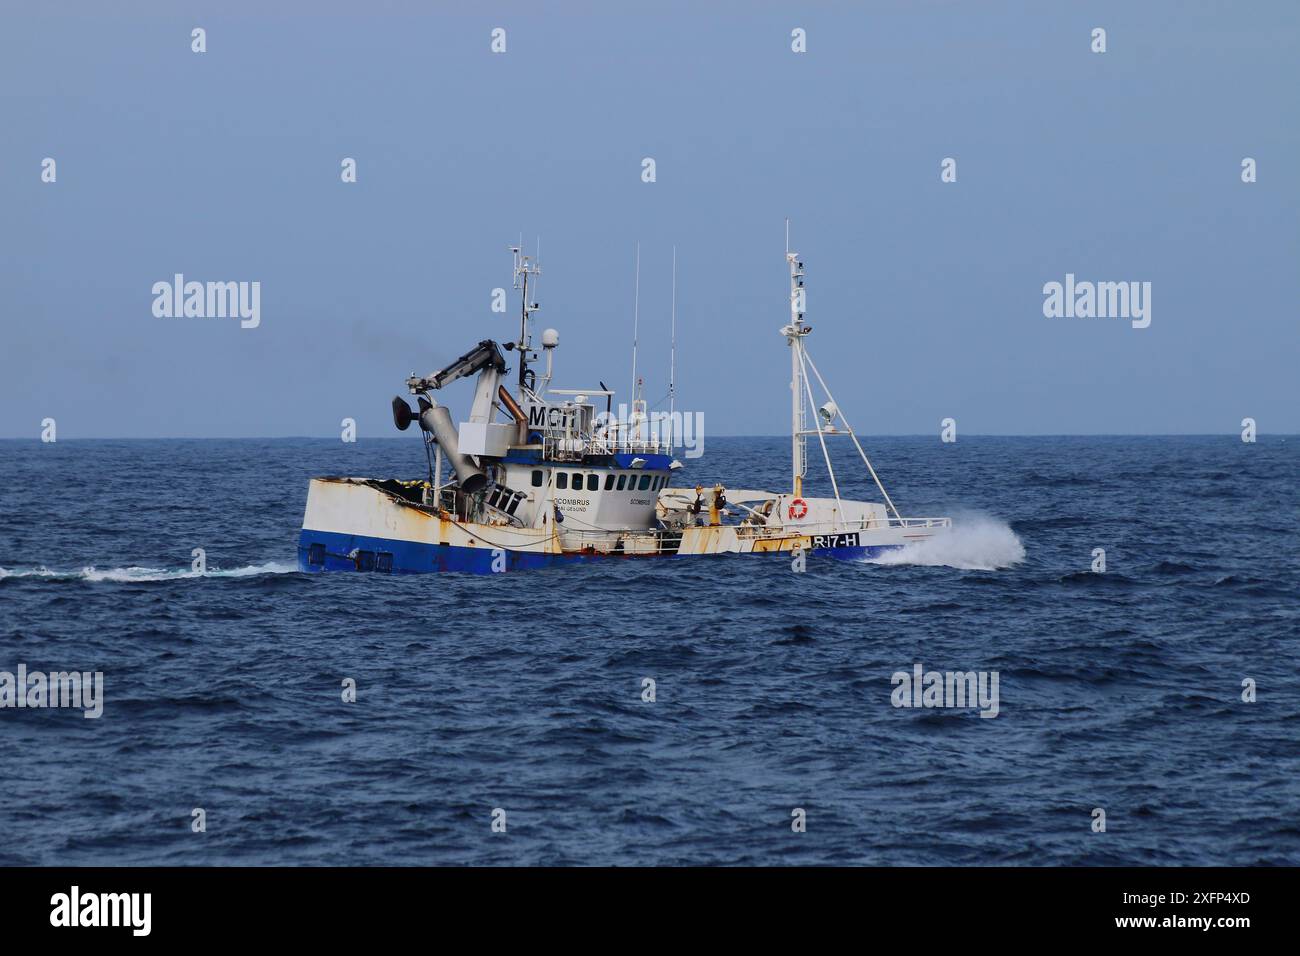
[2,0,1296,437]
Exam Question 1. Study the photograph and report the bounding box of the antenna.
[630,243,640,410]
[785,217,790,255]
[669,245,677,452]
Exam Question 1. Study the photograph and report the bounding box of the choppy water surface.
[0,436,1296,865]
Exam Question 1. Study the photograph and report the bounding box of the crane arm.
[407,340,507,393]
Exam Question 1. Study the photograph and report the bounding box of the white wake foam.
[0,562,298,583]
[863,513,1025,571]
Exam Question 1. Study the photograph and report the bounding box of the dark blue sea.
[1,436,1296,866]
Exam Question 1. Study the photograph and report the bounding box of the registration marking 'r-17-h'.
[811,533,860,549]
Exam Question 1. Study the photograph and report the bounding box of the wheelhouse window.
[531,470,543,487]
[556,472,568,490]
[604,474,615,491]
[573,473,584,491]
[616,474,627,491]
[638,475,652,491]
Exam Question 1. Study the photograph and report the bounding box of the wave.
[863,513,1026,571]
[0,562,298,583]
[1058,570,1136,587]
[1022,471,1098,487]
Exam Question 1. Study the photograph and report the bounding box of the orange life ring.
[788,498,808,520]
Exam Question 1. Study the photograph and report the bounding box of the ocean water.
[0,435,1296,866]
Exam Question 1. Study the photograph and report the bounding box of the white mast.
[779,229,903,523]
[630,243,640,409]
[669,245,677,453]
[784,240,808,499]
[510,242,542,395]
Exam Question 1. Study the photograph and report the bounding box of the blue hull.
[298,529,900,575]
[299,528,581,574]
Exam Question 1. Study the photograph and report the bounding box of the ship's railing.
[548,516,951,541]
[733,515,951,539]
[541,436,584,461]
[884,516,953,529]
[589,436,667,455]
[542,434,667,461]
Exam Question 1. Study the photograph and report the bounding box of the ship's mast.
[630,243,641,408]
[511,244,542,393]
[784,248,809,498]
[668,245,677,455]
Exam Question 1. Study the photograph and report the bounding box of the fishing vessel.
[297,242,951,573]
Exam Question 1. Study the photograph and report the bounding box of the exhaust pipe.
[497,385,529,445]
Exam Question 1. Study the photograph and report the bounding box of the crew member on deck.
[709,485,726,527]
